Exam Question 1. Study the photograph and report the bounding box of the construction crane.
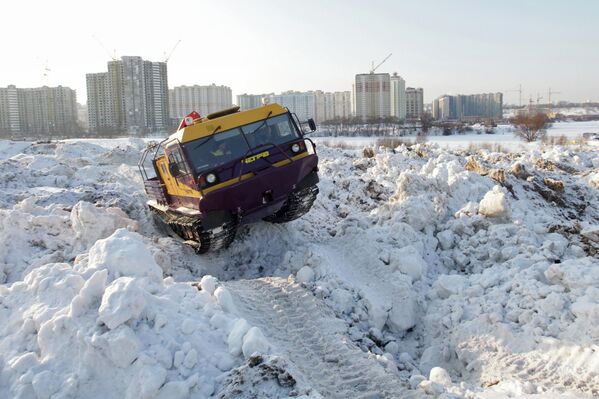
[505,84,523,107]
[370,53,392,74]
[164,39,182,63]
[42,61,51,79]
[92,35,117,61]
[536,93,543,106]
[547,88,561,105]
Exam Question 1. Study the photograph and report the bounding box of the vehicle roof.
[169,103,289,145]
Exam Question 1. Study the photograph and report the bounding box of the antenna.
[164,39,182,63]
[370,53,392,74]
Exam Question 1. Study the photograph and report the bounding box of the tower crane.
[536,93,543,106]
[92,35,117,61]
[505,84,523,107]
[164,40,182,63]
[547,88,561,105]
[370,53,392,74]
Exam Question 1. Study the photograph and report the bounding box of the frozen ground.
[0,135,598,398]
[318,120,599,150]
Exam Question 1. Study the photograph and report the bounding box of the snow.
[478,185,510,217]
[1,132,598,398]
[296,265,315,283]
[241,327,270,358]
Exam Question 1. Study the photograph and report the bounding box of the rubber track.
[264,185,319,223]
[225,277,422,399]
[149,206,236,253]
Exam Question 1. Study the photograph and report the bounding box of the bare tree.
[417,112,434,142]
[510,112,551,142]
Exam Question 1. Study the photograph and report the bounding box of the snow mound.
[0,226,264,398]
[83,229,163,282]
[71,201,139,250]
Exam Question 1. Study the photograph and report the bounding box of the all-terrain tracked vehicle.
[138,103,319,253]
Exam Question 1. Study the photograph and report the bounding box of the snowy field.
[0,136,598,398]
[317,120,599,150]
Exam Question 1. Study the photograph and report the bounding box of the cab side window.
[167,148,189,176]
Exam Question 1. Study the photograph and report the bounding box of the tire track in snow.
[226,277,422,399]
[499,343,599,396]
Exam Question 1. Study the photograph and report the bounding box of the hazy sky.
[1,0,597,105]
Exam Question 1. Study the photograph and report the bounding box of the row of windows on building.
[0,85,79,136]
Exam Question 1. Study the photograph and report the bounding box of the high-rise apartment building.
[390,73,407,120]
[170,84,233,120]
[0,85,78,136]
[265,90,352,123]
[321,91,352,121]
[0,85,20,134]
[86,56,169,134]
[433,93,503,121]
[269,91,317,122]
[405,87,424,119]
[237,94,271,111]
[353,73,391,121]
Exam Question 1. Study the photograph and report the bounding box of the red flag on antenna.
[178,111,201,130]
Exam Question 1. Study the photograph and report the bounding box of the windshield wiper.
[246,111,273,140]
[192,125,221,151]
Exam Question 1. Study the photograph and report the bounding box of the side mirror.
[168,162,180,177]
[307,118,317,132]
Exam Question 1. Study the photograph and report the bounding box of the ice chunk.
[104,325,141,368]
[214,286,237,313]
[419,380,445,395]
[478,185,509,218]
[409,374,426,389]
[434,275,468,299]
[228,319,251,356]
[127,364,167,399]
[296,266,315,283]
[330,288,354,314]
[183,349,198,368]
[156,374,199,399]
[32,370,60,399]
[200,275,218,295]
[389,245,427,281]
[242,327,270,358]
[69,269,108,317]
[87,229,162,282]
[99,277,147,329]
[181,318,198,335]
[436,230,454,250]
[71,201,138,250]
[429,367,452,387]
[387,289,417,332]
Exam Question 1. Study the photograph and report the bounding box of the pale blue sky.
[1,0,597,104]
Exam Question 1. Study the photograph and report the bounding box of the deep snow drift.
[0,137,598,398]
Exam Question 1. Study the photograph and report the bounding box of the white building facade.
[237,93,271,111]
[390,73,407,120]
[0,85,78,136]
[87,56,169,134]
[0,85,20,134]
[266,90,352,123]
[405,87,424,119]
[169,84,233,120]
[353,73,391,121]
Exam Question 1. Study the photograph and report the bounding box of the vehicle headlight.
[206,173,217,184]
[291,143,300,153]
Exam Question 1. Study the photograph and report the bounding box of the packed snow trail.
[225,277,422,399]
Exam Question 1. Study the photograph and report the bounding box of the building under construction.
[432,93,503,121]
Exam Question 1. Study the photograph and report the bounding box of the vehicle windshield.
[183,113,301,173]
